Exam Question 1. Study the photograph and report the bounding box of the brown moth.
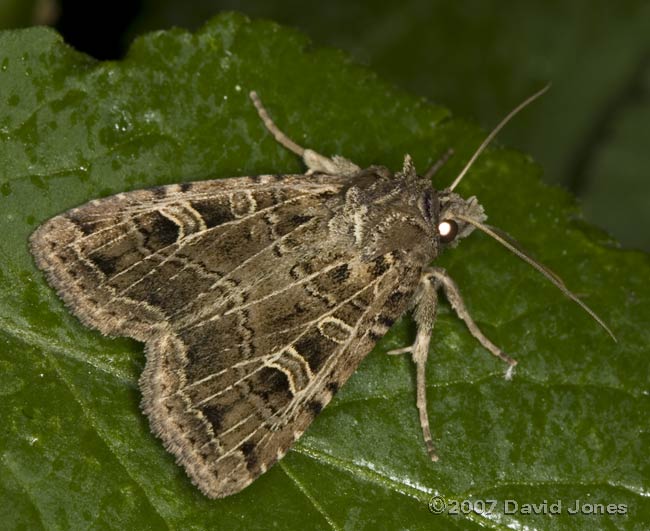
[29,88,614,498]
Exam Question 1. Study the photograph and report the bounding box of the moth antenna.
[249,91,306,157]
[448,84,550,191]
[455,214,617,342]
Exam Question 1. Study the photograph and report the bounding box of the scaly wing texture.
[30,173,418,497]
[30,174,343,340]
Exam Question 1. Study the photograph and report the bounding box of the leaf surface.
[1,14,648,530]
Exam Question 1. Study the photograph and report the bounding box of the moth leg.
[387,268,440,461]
[387,266,518,461]
[249,90,361,176]
[429,267,518,379]
[423,148,454,180]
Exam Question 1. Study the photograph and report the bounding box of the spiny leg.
[249,91,360,176]
[387,269,439,461]
[429,267,517,379]
[423,148,454,180]
[249,91,305,157]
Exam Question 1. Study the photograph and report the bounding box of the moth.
[29,87,614,498]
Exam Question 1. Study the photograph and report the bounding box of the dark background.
[3,0,649,250]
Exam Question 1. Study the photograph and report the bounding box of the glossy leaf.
[1,14,648,530]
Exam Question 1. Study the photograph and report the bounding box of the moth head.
[434,84,616,341]
[435,192,486,248]
[426,85,551,248]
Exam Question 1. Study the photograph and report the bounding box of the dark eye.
[438,219,458,243]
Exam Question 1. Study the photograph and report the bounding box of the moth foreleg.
[423,148,455,180]
[249,90,360,176]
[387,268,440,461]
[429,267,518,379]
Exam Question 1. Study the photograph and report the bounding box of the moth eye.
[438,219,458,243]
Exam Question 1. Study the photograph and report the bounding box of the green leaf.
[134,0,650,169]
[1,13,649,530]
[133,0,650,251]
